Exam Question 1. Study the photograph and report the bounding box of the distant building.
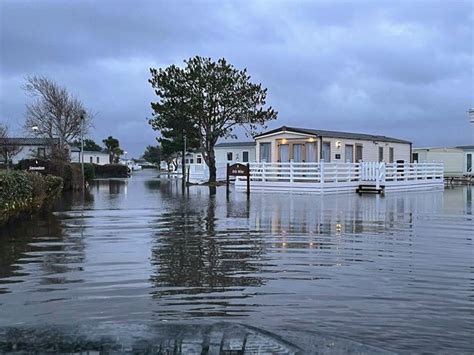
[412,146,473,177]
[0,137,59,164]
[70,146,110,165]
[254,126,412,163]
[214,141,256,164]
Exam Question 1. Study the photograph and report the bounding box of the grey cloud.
[1,0,472,156]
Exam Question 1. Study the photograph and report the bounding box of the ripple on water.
[0,174,472,353]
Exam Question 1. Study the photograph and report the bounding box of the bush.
[94,164,129,178]
[83,163,96,181]
[16,159,82,190]
[0,171,63,225]
[0,171,33,215]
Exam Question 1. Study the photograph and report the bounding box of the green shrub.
[16,159,82,190]
[83,163,96,181]
[94,164,129,178]
[0,171,33,215]
[0,171,63,225]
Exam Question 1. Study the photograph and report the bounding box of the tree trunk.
[207,148,216,183]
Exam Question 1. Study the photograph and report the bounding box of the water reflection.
[0,213,85,295]
[150,193,265,316]
[0,171,472,353]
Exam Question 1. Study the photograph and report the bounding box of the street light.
[80,111,85,195]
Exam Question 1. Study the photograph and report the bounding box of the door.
[306,143,317,162]
[279,144,289,162]
[322,142,331,162]
[293,144,303,162]
[355,145,363,162]
[467,153,472,172]
[345,145,354,163]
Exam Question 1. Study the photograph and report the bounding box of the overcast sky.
[1,0,473,156]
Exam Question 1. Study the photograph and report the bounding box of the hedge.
[93,164,129,178]
[16,159,82,190]
[0,171,63,225]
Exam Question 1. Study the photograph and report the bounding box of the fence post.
[290,159,294,183]
[262,161,266,182]
[320,160,325,184]
[226,163,230,195]
[246,163,250,198]
[376,163,380,190]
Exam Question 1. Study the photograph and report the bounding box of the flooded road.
[0,170,472,353]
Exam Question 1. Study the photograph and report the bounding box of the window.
[227,152,233,161]
[412,153,418,162]
[467,153,472,172]
[279,144,289,162]
[185,158,189,164]
[306,143,317,162]
[90,156,93,163]
[322,142,331,162]
[37,147,46,158]
[242,151,249,162]
[389,147,394,163]
[345,144,354,163]
[378,147,384,162]
[197,155,202,164]
[260,143,271,162]
[292,144,304,162]
[355,145,363,162]
[190,159,194,164]
[96,157,100,164]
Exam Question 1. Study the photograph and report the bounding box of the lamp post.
[80,112,85,194]
[469,109,474,142]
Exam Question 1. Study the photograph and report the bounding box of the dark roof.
[215,141,256,148]
[255,126,411,144]
[0,137,60,146]
[456,145,474,150]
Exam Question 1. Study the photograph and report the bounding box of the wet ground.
[0,170,472,353]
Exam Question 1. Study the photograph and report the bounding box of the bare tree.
[23,75,92,161]
[0,123,22,170]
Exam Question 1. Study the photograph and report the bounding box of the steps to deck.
[356,184,385,194]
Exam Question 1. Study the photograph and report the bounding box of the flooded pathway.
[0,170,472,353]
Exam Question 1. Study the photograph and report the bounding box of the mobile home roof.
[255,126,411,144]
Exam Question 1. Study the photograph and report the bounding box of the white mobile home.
[214,142,256,164]
[70,146,110,165]
[413,146,473,177]
[254,126,412,163]
[0,137,59,164]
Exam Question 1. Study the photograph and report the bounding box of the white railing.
[239,161,444,185]
[247,161,361,183]
[384,162,444,182]
[188,162,231,183]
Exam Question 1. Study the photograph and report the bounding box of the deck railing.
[239,161,444,185]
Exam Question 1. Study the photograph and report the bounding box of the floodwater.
[0,170,472,353]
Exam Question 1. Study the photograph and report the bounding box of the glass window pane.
[306,143,317,162]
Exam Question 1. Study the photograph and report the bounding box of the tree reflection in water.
[150,187,265,304]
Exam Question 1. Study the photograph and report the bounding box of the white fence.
[188,163,228,184]
[234,161,444,194]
